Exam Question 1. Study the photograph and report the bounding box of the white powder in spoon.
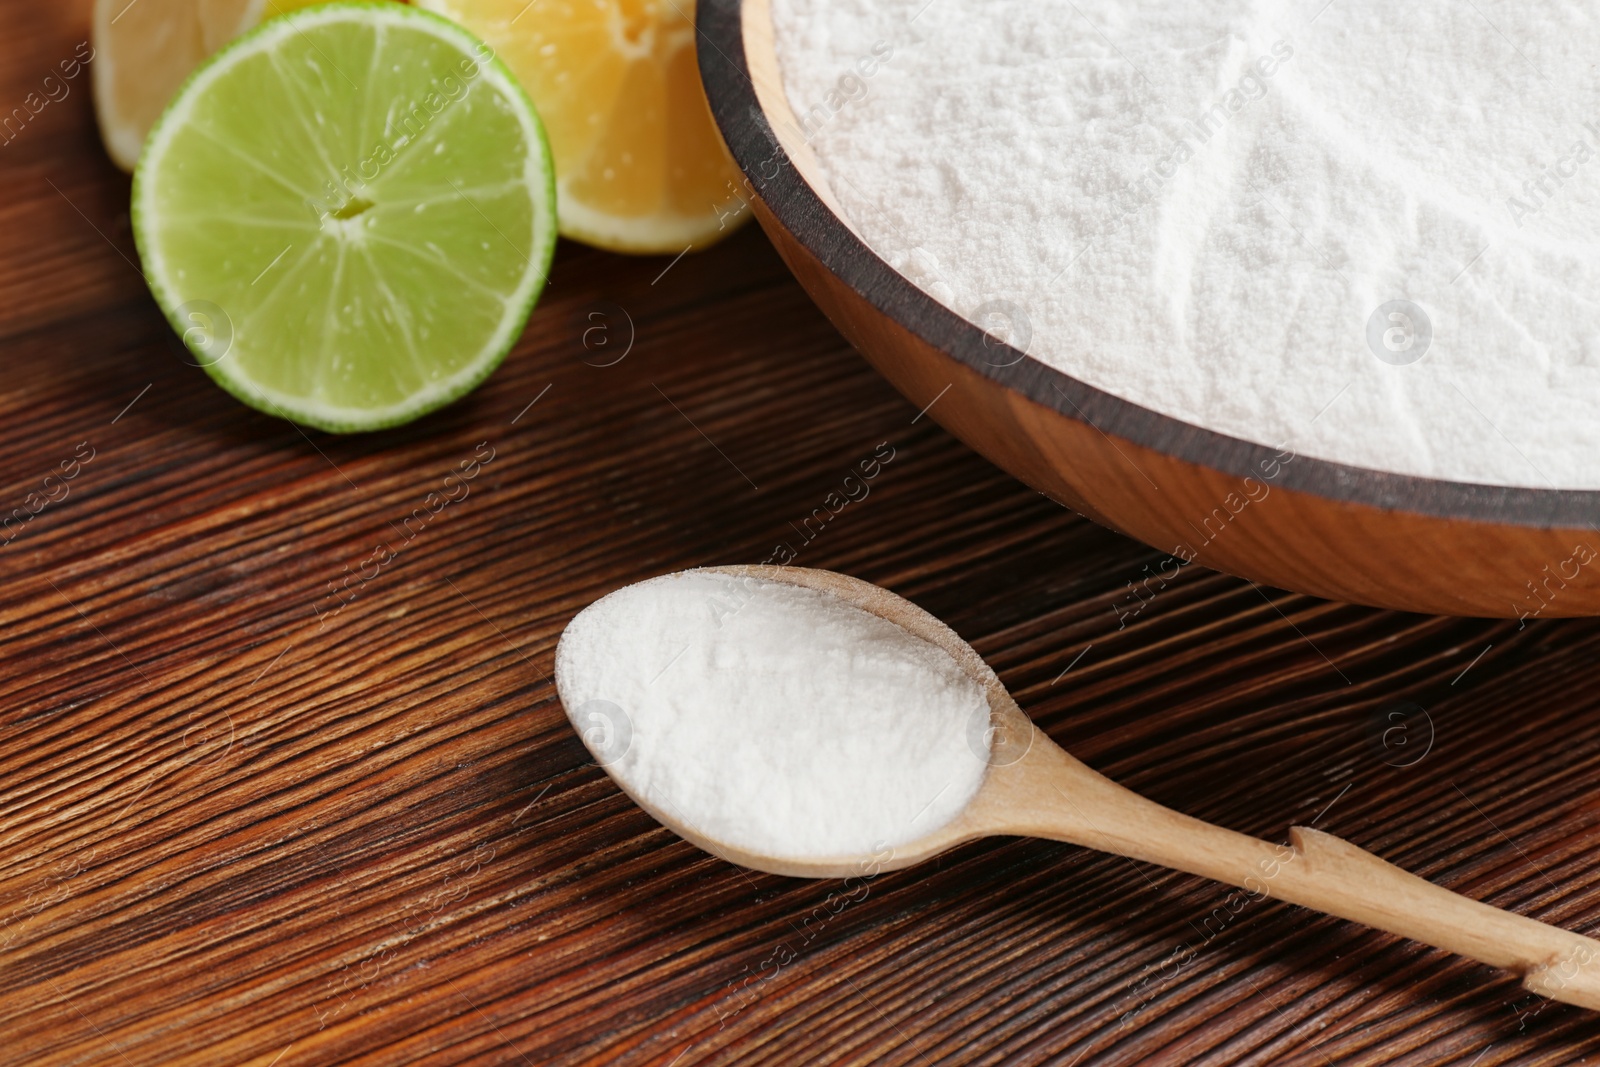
[770,0,1600,489]
[554,570,990,859]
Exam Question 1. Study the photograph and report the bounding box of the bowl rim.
[695,0,1600,529]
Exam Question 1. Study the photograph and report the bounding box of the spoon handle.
[995,736,1600,1008]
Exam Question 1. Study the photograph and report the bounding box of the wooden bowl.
[695,0,1600,619]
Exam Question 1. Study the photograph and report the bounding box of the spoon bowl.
[573,565,1600,1010]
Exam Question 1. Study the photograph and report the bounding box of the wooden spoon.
[599,565,1600,1010]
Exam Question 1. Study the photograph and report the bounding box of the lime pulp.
[132,2,558,432]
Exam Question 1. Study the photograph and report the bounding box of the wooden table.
[7,3,1600,1064]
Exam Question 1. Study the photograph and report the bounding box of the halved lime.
[132,2,557,432]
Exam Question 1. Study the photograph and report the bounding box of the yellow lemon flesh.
[93,0,344,171]
[415,0,748,253]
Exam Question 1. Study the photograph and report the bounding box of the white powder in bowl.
[770,0,1600,489]
[555,571,991,859]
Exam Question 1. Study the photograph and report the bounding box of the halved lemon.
[413,0,749,253]
[92,0,346,171]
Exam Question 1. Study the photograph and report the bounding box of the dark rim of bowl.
[695,0,1600,530]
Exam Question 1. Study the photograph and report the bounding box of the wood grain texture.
[7,1,1600,1065]
[701,0,1600,619]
